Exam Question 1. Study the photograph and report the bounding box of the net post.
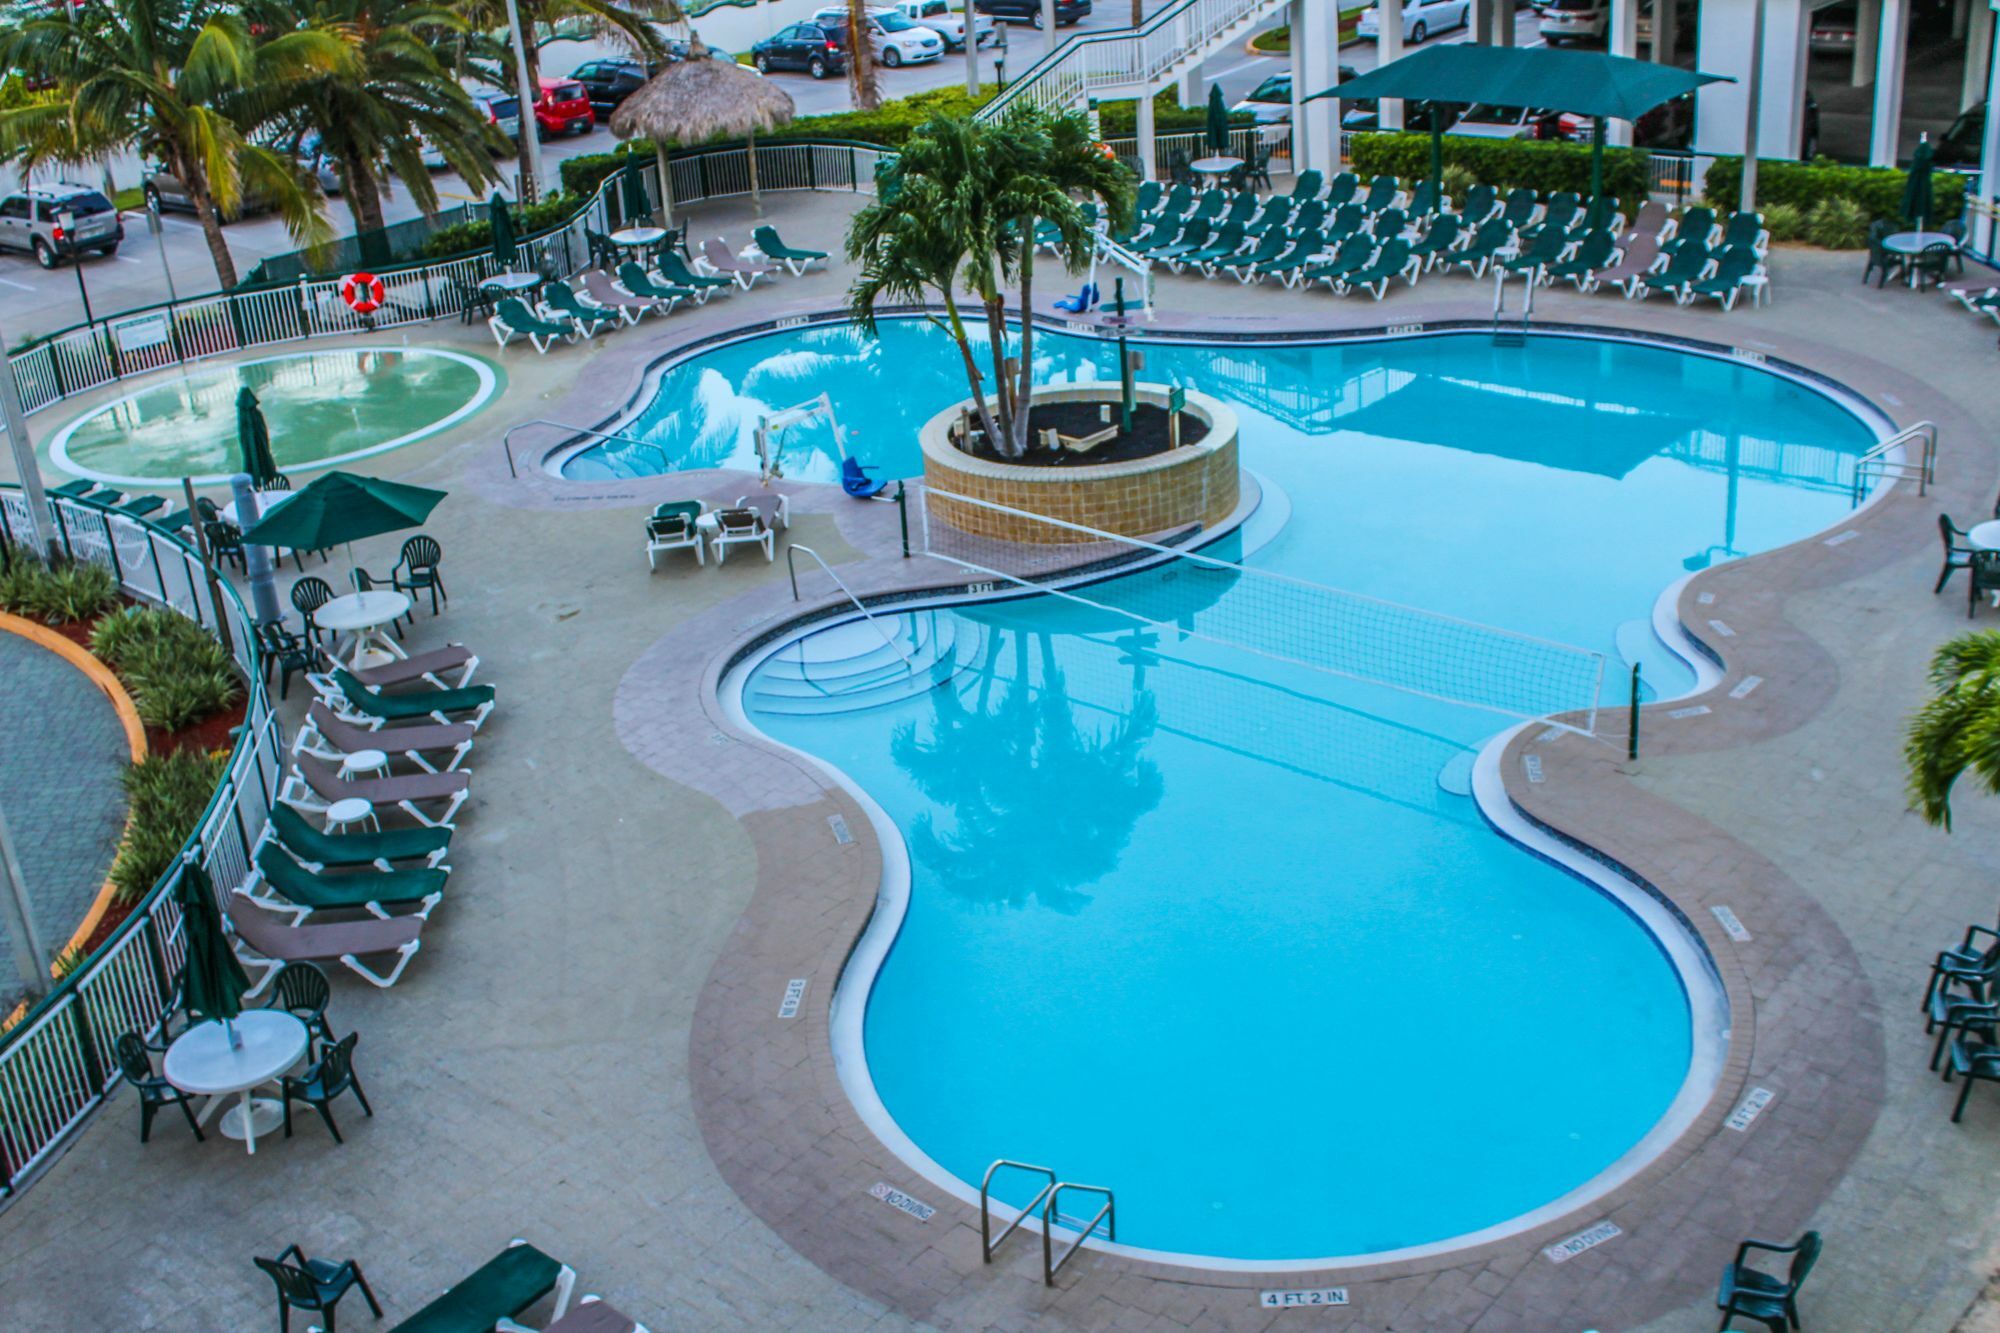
[1627,664,1641,762]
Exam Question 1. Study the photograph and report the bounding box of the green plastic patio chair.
[389,1240,577,1333]
[1937,515,1977,594]
[752,224,829,275]
[1716,1231,1820,1332]
[264,960,337,1043]
[489,297,572,354]
[1970,549,2000,618]
[256,1244,383,1333]
[281,1031,372,1143]
[114,1032,203,1143]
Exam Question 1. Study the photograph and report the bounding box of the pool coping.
[632,310,1957,1325]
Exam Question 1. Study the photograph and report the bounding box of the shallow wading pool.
[714,320,1885,1265]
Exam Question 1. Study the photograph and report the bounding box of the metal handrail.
[1043,1182,1117,1285]
[1852,420,1938,503]
[785,544,915,668]
[980,1159,1058,1263]
[501,418,671,479]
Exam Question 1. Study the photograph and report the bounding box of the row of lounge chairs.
[222,641,498,993]
[645,493,790,570]
[490,226,829,354]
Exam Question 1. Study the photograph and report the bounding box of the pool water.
[728,321,1880,1263]
[52,348,498,486]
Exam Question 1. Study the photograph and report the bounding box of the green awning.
[1305,44,1728,121]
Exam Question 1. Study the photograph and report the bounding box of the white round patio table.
[315,590,413,668]
[610,227,666,248]
[163,1011,310,1154]
[1968,520,2000,550]
[220,488,296,531]
[1190,155,1243,181]
[480,272,543,294]
[1884,231,1957,288]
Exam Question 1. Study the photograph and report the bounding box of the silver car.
[0,183,123,268]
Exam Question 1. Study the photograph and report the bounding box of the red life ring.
[340,271,386,315]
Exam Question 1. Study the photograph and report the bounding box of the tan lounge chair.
[580,268,675,321]
[1593,231,1662,297]
[295,701,475,774]
[710,507,773,564]
[732,493,790,531]
[328,643,479,691]
[282,752,471,828]
[699,237,778,290]
[225,895,426,995]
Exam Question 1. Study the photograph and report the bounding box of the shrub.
[1761,201,1806,243]
[1349,131,1650,212]
[0,556,117,625]
[109,749,229,905]
[1805,196,1869,250]
[1438,162,1477,208]
[1703,155,1966,227]
[89,604,242,733]
[416,191,583,259]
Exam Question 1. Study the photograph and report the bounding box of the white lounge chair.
[280,752,471,829]
[294,701,475,775]
[646,501,705,570]
[733,493,790,531]
[699,237,778,290]
[488,297,572,354]
[710,507,774,564]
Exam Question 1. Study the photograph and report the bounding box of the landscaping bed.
[962,401,1208,467]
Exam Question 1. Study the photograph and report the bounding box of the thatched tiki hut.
[609,40,798,221]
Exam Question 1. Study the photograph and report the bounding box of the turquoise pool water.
[728,321,1881,1262]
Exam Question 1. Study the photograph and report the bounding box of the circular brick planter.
[919,384,1239,543]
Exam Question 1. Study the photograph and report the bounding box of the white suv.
[1538,0,1608,43]
[884,0,995,49]
[811,6,946,65]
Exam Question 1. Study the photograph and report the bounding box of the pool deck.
[3,186,2000,1330]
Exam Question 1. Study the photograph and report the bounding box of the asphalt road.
[0,5,1547,344]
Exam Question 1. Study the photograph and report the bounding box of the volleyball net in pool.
[917,487,1608,733]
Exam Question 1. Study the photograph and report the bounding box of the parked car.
[534,78,595,138]
[1234,71,1305,124]
[1935,101,1985,169]
[883,0,996,49]
[752,22,851,78]
[1538,0,1607,44]
[471,90,522,145]
[1809,3,1858,55]
[1558,94,1690,149]
[0,183,122,268]
[1355,0,1470,44]
[1341,98,1453,134]
[570,58,660,117]
[1635,0,1694,51]
[810,7,945,66]
[142,165,272,220]
[1450,102,1561,139]
[973,0,1090,28]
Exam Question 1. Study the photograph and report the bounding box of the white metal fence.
[0,488,280,1197]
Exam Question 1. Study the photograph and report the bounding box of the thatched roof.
[609,40,797,144]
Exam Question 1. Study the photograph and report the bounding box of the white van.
[883,0,996,49]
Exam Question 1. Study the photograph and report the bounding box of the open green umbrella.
[1205,84,1230,155]
[236,387,279,487]
[173,856,249,1032]
[239,470,446,552]
[620,156,651,228]
[488,192,518,268]
[1902,135,1935,232]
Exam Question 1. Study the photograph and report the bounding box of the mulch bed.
[963,401,1208,467]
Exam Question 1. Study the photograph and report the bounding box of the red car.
[534,78,595,138]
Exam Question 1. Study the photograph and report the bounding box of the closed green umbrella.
[236,387,279,487]
[1205,84,1230,155]
[238,470,446,552]
[1902,135,1935,233]
[620,156,651,228]
[488,192,518,268]
[173,856,249,1033]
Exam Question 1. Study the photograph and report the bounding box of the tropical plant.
[91,604,241,732]
[109,749,229,904]
[1761,201,1806,243]
[0,556,118,625]
[246,0,505,236]
[846,108,1131,459]
[1904,632,2000,830]
[0,0,356,289]
[1805,195,1869,250]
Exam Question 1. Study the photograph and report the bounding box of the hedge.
[557,87,1239,197]
[1701,156,1966,226]
[1348,131,1651,207]
[416,191,584,260]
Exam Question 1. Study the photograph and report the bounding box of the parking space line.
[0,275,36,292]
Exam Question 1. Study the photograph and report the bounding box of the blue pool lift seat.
[1052,282,1099,314]
[841,456,888,499]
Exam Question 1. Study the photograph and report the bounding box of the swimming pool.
[52,348,499,486]
[724,320,1884,1265]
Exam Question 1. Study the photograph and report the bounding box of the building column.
[1981,4,2000,254]
[1380,0,1405,130]
[1870,0,1910,165]
[1654,0,1679,65]
[1290,0,1338,176]
[1608,0,1638,145]
[1472,0,1493,42]
[1693,0,1804,161]
[1964,0,1994,113]
[1955,0,1972,40]
[1179,67,1205,109]
[1135,91,1157,180]
[1493,0,1515,45]
[1853,0,1880,86]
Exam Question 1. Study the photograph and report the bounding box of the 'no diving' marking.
[1545,1221,1621,1264]
[869,1183,935,1222]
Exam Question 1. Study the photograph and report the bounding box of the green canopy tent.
[236,387,279,488]
[1307,45,1729,225]
[173,855,250,1036]
[239,470,446,574]
[488,192,518,269]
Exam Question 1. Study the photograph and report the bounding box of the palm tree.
[846,0,881,111]
[249,0,505,239]
[1906,631,2000,829]
[0,0,353,289]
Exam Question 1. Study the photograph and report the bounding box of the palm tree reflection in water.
[890,627,1163,914]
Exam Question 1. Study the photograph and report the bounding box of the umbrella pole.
[1590,117,1606,229]
[653,144,676,228]
[1430,124,1443,217]
[747,129,763,218]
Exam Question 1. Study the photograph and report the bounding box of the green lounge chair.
[1500,225,1574,280]
[267,802,452,871]
[1301,235,1376,291]
[1215,228,1290,278]
[488,297,571,354]
[1685,243,1764,310]
[1407,213,1465,271]
[1718,210,1767,255]
[1151,219,1214,268]
[1443,219,1517,278]
[616,261,698,309]
[1218,192,1258,229]
[1137,183,1193,232]
[1242,196,1295,238]
[1323,171,1359,208]
[1461,182,1499,225]
[752,224,828,275]
[388,1240,577,1333]
[1545,229,1619,289]
[655,251,733,300]
[1498,187,1541,231]
[331,668,496,730]
[116,495,165,518]
[1359,174,1401,213]
[1369,207,1409,243]
[1323,202,1366,244]
[1520,191,1580,243]
[1339,237,1417,300]
[1290,199,1327,235]
[1255,227,1330,287]
[1638,239,1713,302]
[241,842,445,926]
[1183,221,1247,274]
[542,282,620,337]
[1407,179,1446,214]
[52,479,99,498]
[1663,204,1717,254]
[1287,168,1324,204]
[1185,190,1228,226]
[1132,179,1162,220]
[1129,216,1189,255]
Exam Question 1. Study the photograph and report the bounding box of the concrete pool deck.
[2,186,1999,1330]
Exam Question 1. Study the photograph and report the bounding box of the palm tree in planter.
[846,107,1132,459]
[0,0,354,290]
[1906,631,2000,829]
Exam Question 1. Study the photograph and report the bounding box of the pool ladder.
[1490,265,1535,346]
[980,1159,1116,1286]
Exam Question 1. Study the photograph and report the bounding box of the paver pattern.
[0,187,1996,1331]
